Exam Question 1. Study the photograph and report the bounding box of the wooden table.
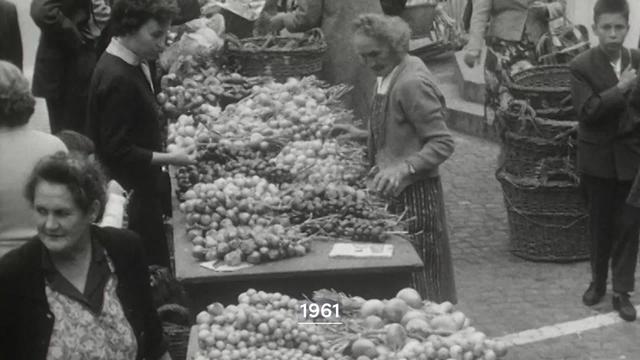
[169,168,424,313]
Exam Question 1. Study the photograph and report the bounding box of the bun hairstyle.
[593,0,630,23]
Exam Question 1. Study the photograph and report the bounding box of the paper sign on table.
[200,260,255,272]
[329,243,394,258]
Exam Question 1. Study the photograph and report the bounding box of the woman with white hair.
[0,60,67,257]
[337,14,457,303]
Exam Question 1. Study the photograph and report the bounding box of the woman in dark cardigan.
[0,153,169,360]
[86,0,194,267]
[339,14,457,303]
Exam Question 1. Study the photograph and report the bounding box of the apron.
[45,256,138,360]
[369,88,457,304]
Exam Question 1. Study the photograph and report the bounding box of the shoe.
[613,293,636,321]
[582,282,605,306]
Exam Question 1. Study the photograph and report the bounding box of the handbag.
[536,17,590,65]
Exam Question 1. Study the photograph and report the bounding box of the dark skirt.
[392,177,457,304]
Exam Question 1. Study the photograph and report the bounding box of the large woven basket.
[498,101,577,139]
[505,205,589,262]
[497,169,585,215]
[503,131,576,177]
[226,29,327,80]
[506,65,572,112]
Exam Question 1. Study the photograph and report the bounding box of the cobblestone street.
[441,132,640,359]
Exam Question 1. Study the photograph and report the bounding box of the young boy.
[570,0,640,322]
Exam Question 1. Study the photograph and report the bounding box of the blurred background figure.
[0,0,23,70]
[0,60,67,257]
[30,0,111,133]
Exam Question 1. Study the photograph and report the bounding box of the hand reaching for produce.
[370,163,411,198]
[329,124,368,140]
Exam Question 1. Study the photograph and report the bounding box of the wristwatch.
[405,160,416,175]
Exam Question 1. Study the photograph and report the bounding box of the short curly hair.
[110,0,180,37]
[352,14,412,56]
[0,61,35,128]
[25,152,107,218]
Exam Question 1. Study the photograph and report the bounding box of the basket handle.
[223,33,244,50]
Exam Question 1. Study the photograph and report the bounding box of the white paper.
[199,260,255,272]
[329,243,394,258]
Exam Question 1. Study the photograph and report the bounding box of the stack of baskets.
[497,65,589,262]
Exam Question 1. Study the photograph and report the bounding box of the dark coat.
[570,46,640,181]
[0,0,22,70]
[86,52,163,192]
[30,0,94,99]
[0,226,167,360]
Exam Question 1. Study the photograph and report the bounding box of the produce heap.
[191,288,508,360]
[166,74,407,266]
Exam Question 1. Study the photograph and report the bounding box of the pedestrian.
[264,0,384,120]
[0,60,67,258]
[462,0,566,129]
[569,0,640,322]
[0,153,171,360]
[86,0,195,267]
[336,14,457,303]
[31,0,111,133]
[0,0,22,70]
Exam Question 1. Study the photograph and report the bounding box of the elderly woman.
[265,0,383,119]
[340,14,457,303]
[463,0,566,127]
[0,153,171,359]
[0,60,67,257]
[87,0,195,267]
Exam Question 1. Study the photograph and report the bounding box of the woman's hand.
[269,13,288,33]
[329,124,369,140]
[463,49,481,68]
[169,148,197,166]
[370,163,411,197]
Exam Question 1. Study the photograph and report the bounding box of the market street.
[440,133,640,359]
[25,84,640,357]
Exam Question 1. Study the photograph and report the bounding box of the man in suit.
[570,0,640,322]
[0,0,22,70]
[31,0,110,134]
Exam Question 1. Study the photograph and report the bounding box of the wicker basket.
[497,169,585,215]
[503,131,576,177]
[506,65,572,112]
[158,304,191,360]
[401,3,437,39]
[226,29,327,80]
[498,101,577,139]
[505,205,589,262]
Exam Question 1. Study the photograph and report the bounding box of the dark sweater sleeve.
[96,77,154,168]
[570,62,626,126]
[30,0,84,49]
[398,76,455,173]
[4,2,23,71]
